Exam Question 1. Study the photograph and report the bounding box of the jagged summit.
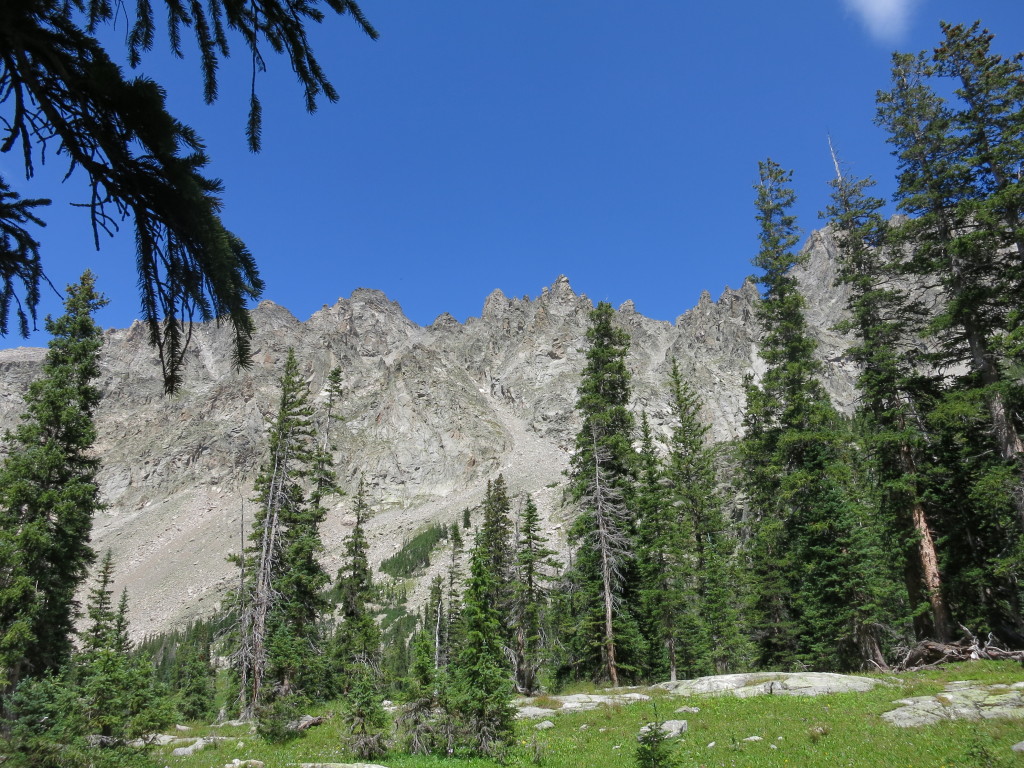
[0,228,855,639]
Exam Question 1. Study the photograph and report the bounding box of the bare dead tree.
[577,433,633,687]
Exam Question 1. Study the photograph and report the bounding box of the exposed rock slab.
[655,672,881,698]
[882,680,1024,727]
[516,691,652,718]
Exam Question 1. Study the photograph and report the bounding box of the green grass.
[157,661,1024,768]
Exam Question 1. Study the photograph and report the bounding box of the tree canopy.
[0,0,376,390]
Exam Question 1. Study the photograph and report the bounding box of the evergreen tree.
[562,301,641,685]
[634,411,693,681]
[337,479,374,623]
[448,540,515,757]
[0,272,106,692]
[511,495,560,693]
[71,566,173,741]
[9,556,174,761]
[878,30,1023,483]
[83,551,117,653]
[877,24,1024,642]
[824,158,952,644]
[663,362,748,674]
[478,475,515,610]
[173,640,216,722]
[743,160,894,670]
[329,480,382,697]
[234,349,329,717]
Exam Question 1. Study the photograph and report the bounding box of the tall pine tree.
[234,349,329,717]
[511,494,560,693]
[0,272,107,693]
[562,302,640,685]
[825,157,953,643]
[743,160,894,670]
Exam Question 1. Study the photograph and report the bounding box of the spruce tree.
[825,159,953,644]
[234,349,329,717]
[478,475,515,618]
[743,160,894,670]
[73,567,173,742]
[878,31,1023,479]
[562,301,640,685]
[330,479,381,695]
[634,411,693,681]
[334,484,385,759]
[448,540,514,757]
[877,24,1024,641]
[0,271,106,692]
[511,495,560,693]
[662,362,748,674]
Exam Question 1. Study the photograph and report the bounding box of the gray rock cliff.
[0,228,857,637]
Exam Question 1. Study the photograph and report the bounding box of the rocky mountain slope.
[0,227,859,638]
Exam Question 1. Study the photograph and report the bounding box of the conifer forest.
[2,15,1024,768]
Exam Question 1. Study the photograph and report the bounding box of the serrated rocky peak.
[0,228,858,638]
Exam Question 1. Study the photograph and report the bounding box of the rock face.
[882,681,1024,727]
[655,672,882,698]
[0,228,858,638]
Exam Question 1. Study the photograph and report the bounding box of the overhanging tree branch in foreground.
[0,0,376,390]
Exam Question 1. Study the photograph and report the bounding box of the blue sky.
[5,1,1024,346]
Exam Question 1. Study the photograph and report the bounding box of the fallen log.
[895,628,1024,671]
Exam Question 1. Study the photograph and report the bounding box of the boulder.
[171,738,207,757]
[638,720,688,739]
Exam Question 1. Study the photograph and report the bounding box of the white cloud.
[842,0,921,43]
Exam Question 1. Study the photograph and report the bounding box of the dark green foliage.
[634,411,693,680]
[172,641,217,722]
[233,349,330,716]
[337,479,374,622]
[875,21,1024,643]
[477,475,516,647]
[570,302,636,494]
[6,558,173,766]
[635,715,681,768]
[637,363,750,680]
[344,663,388,759]
[1,0,376,388]
[135,614,223,722]
[877,23,1024,467]
[743,160,896,671]
[255,693,304,743]
[447,540,515,757]
[0,272,106,692]
[560,301,641,686]
[824,159,951,645]
[0,179,46,337]
[70,569,174,742]
[379,523,449,579]
[479,475,515,593]
[511,494,560,693]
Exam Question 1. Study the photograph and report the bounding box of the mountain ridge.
[0,227,858,638]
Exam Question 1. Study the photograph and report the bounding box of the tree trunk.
[898,442,955,642]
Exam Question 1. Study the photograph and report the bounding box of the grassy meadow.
[159,661,1024,768]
